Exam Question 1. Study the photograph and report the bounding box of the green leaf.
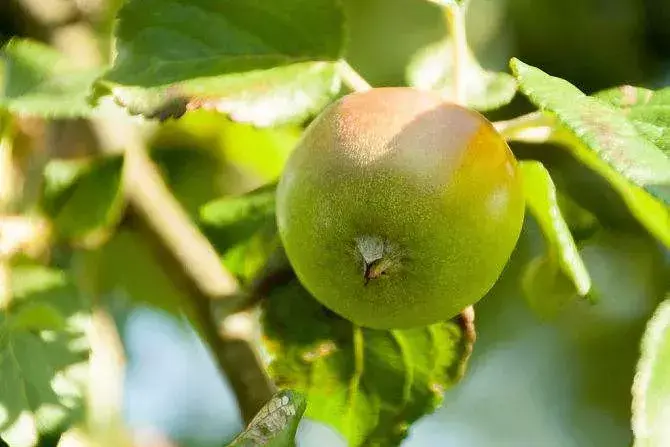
[0,39,100,118]
[632,296,670,447]
[595,86,670,155]
[110,62,341,127]
[200,184,279,281]
[262,280,467,446]
[9,303,67,332]
[519,161,591,317]
[96,229,199,326]
[218,120,300,182]
[200,184,276,249]
[41,156,125,240]
[407,40,516,112]
[510,58,670,205]
[555,135,670,249]
[228,390,306,447]
[1,264,89,447]
[105,0,345,88]
[594,85,655,109]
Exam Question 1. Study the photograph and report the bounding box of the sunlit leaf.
[511,59,670,205]
[105,0,345,87]
[632,296,670,447]
[0,39,100,118]
[228,390,306,446]
[554,135,670,249]
[110,62,341,127]
[0,264,89,447]
[262,280,468,446]
[595,85,670,155]
[101,0,345,126]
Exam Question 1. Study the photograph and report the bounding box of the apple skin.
[276,87,525,329]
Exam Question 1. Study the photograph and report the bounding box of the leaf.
[9,303,67,332]
[510,58,670,205]
[100,0,345,126]
[96,229,198,325]
[200,184,276,250]
[632,296,670,447]
[218,120,300,182]
[200,184,279,281]
[0,39,100,118]
[228,390,306,447]
[519,161,591,317]
[595,86,670,155]
[262,280,467,446]
[0,264,89,447]
[41,156,125,241]
[110,62,341,127]
[105,0,345,88]
[407,40,516,112]
[554,135,670,249]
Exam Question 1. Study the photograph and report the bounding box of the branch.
[91,112,276,422]
[455,305,476,380]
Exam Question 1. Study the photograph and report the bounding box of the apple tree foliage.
[0,0,669,446]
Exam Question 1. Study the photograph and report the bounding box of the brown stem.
[91,118,276,422]
[455,305,476,380]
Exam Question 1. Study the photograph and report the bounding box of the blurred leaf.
[510,59,670,205]
[151,147,225,218]
[105,0,345,88]
[219,120,299,182]
[97,229,199,327]
[200,184,279,282]
[407,40,516,111]
[522,256,582,319]
[111,62,341,127]
[0,264,89,447]
[595,86,670,155]
[9,303,67,332]
[632,296,670,447]
[200,184,276,249]
[557,230,667,340]
[228,390,306,447]
[519,161,591,317]
[0,39,100,118]
[41,156,125,241]
[262,280,467,446]
[555,192,599,239]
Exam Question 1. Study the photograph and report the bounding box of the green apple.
[276,87,524,329]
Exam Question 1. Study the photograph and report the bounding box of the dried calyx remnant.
[356,235,403,285]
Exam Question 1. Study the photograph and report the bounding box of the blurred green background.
[2,0,670,446]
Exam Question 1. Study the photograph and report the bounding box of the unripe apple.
[276,87,524,329]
